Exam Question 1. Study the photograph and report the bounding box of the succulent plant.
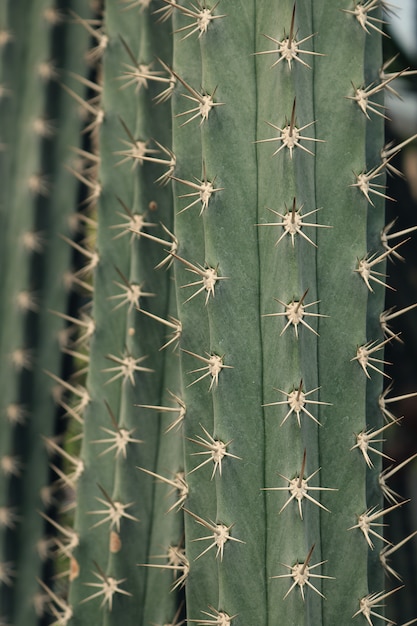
[1,1,417,625]
[0,1,93,623]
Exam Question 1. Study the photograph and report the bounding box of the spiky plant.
[2,1,417,625]
[0,1,94,624]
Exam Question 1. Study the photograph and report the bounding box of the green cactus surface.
[2,1,417,626]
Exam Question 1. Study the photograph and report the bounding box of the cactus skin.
[2,1,417,625]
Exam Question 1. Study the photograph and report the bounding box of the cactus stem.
[352,337,397,379]
[135,391,186,432]
[352,586,405,625]
[263,291,328,338]
[263,381,330,427]
[255,4,323,70]
[272,544,333,600]
[183,508,244,561]
[257,99,324,158]
[351,419,401,468]
[257,197,331,247]
[182,350,232,390]
[164,1,226,40]
[103,352,154,386]
[81,563,132,611]
[349,501,409,550]
[263,449,337,518]
[380,531,417,580]
[379,453,417,503]
[187,424,241,478]
[137,468,188,512]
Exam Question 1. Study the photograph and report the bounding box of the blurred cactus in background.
[1,1,417,625]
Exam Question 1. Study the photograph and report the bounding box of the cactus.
[2,1,417,625]
[0,1,93,623]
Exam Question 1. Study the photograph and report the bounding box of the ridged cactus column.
[0,1,92,624]
[314,1,384,622]
[65,4,179,626]
[171,2,267,623]
[168,1,329,623]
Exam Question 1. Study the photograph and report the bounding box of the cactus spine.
[1,1,417,625]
